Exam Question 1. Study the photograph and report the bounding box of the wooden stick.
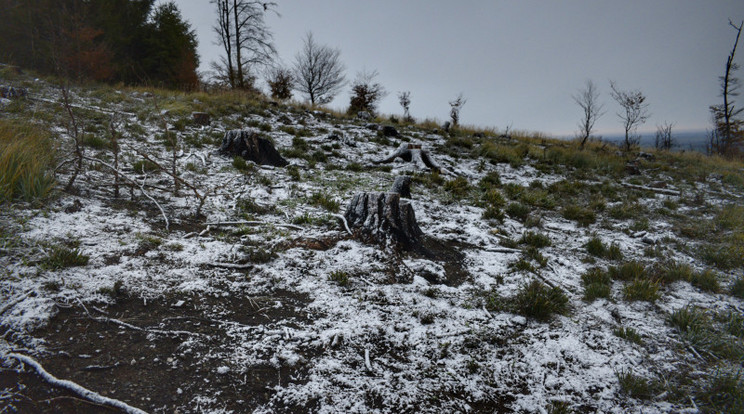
[8,353,148,414]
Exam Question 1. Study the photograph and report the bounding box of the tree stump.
[219,129,288,167]
[390,176,412,198]
[344,192,423,249]
[373,143,444,172]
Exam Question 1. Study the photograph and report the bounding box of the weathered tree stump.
[192,112,210,125]
[390,176,412,198]
[381,125,399,137]
[344,192,423,249]
[219,129,288,167]
[373,143,444,172]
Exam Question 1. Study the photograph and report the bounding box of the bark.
[344,192,423,249]
[390,176,412,198]
[373,143,444,172]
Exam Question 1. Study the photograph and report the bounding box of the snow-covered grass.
[1,76,744,413]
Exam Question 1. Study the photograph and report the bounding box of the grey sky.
[177,0,744,136]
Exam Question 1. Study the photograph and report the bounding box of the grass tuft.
[511,280,570,321]
[0,121,55,203]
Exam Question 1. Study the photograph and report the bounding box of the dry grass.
[0,121,55,203]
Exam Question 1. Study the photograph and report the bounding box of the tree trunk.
[390,176,411,198]
[373,143,445,173]
[344,192,423,249]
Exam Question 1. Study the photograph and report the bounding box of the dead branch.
[207,262,254,270]
[7,353,148,414]
[82,156,170,230]
[205,221,303,231]
[621,182,680,196]
[332,214,353,235]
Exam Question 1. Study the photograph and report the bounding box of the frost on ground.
[1,79,743,413]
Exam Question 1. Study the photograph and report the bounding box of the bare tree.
[710,19,744,156]
[573,80,605,149]
[654,121,675,151]
[265,65,293,100]
[609,81,650,152]
[347,69,387,116]
[293,32,346,105]
[398,91,412,122]
[449,93,467,128]
[211,0,276,89]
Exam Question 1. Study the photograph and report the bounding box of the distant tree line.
[0,0,199,89]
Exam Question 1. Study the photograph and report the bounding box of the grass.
[614,327,643,345]
[623,278,660,302]
[0,121,55,203]
[695,370,744,413]
[585,236,623,260]
[690,269,720,292]
[310,192,340,213]
[41,245,90,270]
[617,370,658,400]
[669,306,744,361]
[506,202,530,222]
[609,261,646,281]
[328,270,350,286]
[561,204,595,226]
[511,280,570,321]
[731,275,744,299]
[581,267,612,302]
[519,231,551,248]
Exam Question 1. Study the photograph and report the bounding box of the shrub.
[444,176,470,197]
[623,278,660,302]
[482,206,504,222]
[511,280,570,321]
[561,204,595,226]
[506,202,530,222]
[582,267,611,302]
[520,231,551,248]
[584,282,611,302]
[479,171,501,188]
[585,236,605,257]
[690,269,720,292]
[731,275,744,299]
[0,121,55,203]
[481,189,506,208]
[609,261,646,281]
[232,156,254,172]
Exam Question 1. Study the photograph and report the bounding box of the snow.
[1,80,742,413]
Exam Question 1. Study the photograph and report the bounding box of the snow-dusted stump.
[219,128,288,167]
[344,192,423,250]
[373,143,443,172]
[390,175,412,198]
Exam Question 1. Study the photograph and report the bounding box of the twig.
[82,156,169,230]
[364,348,373,372]
[7,353,148,414]
[77,298,193,336]
[621,182,680,196]
[205,221,303,231]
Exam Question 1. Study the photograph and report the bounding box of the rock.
[357,111,372,120]
[390,176,412,198]
[192,112,210,126]
[344,192,423,250]
[381,125,399,137]
[219,129,288,167]
[625,161,640,175]
[442,121,451,132]
[327,133,356,147]
[642,236,655,245]
[365,123,379,131]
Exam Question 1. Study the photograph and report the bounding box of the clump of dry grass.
[0,121,55,203]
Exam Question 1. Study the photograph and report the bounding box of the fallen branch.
[7,353,148,414]
[207,262,253,270]
[77,298,193,336]
[332,214,353,236]
[0,291,32,317]
[205,221,303,231]
[621,183,680,196]
[83,156,169,230]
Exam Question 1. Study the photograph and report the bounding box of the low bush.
[561,204,596,226]
[623,278,660,302]
[511,280,570,321]
[520,231,551,248]
[506,202,530,222]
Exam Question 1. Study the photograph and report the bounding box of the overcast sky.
[177,0,744,137]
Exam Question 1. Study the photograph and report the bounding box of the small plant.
[731,275,744,299]
[617,370,657,400]
[690,269,720,292]
[614,326,643,345]
[546,401,572,414]
[479,171,501,188]
[292,212,313,225]
[668,306,707,336]
[511,280,570,321]
[132,159,159,173]
[606,243,623,260]
[237,197,270,216]
[444,176,470,197]
[721,311,744,338]
[482,206,504,222]
[520,231,551,248]
[609,261,646,281]
[247,247,277,264]
[655,261,693,284]
[286,165,301,181]
[696,370,744,413]
[561,204,596,226]
[585,236,606,257]
[310,192,340,213]
[506,202,530,222]
[0,121,55,203]
[623,278,660,302]
[232,156,254,172]
[328,270,350,286]
[581,267,612,302]
[41,245,90,270]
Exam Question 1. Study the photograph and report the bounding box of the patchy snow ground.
[1,81,743,413]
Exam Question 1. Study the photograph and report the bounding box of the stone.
[219,129,288,167]
[381,125,399,137]
[442,121,451,132]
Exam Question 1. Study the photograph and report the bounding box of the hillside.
[1,71,744,414]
